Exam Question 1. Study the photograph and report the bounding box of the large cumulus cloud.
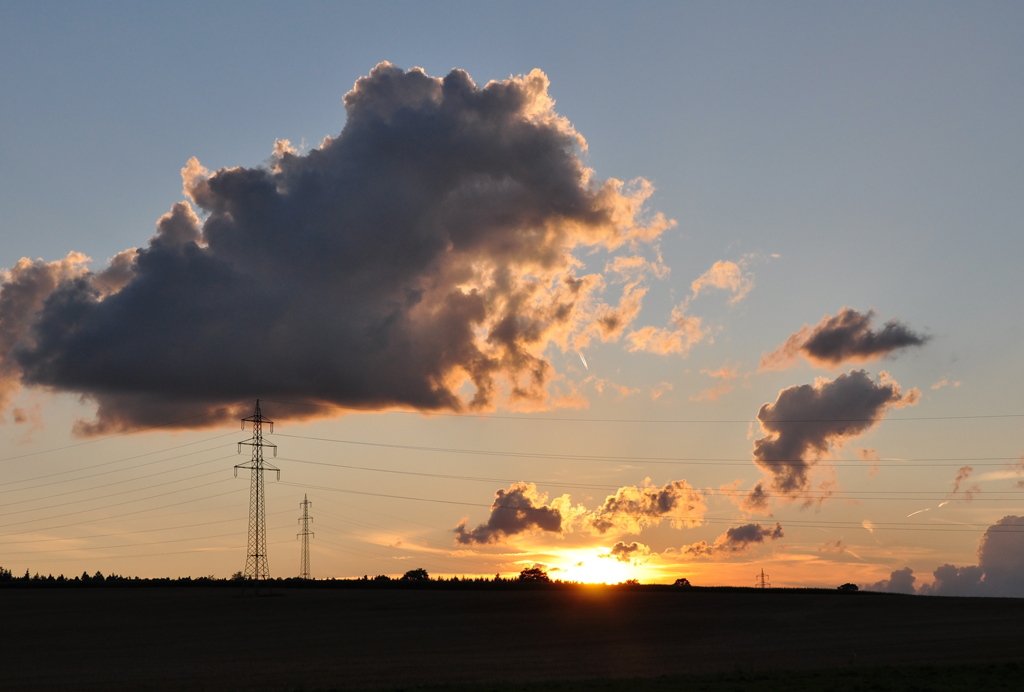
[761,308,928,370]
[921,516,1024,597]
[744,370,920,510]
[0,63,674,433]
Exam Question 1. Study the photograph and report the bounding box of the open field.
[2,587,1023,691]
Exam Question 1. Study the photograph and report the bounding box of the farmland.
[2,586,1023,691]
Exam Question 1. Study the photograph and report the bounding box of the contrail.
[579,353,588,370]
[907,508,930,518]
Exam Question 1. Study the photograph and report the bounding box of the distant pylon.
[235,400,279,585]
[755,568,771,589]
[297,494,314,579]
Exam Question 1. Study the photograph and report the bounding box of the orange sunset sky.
[1,2,1023,596]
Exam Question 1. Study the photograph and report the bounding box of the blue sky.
[1,1,1022,589]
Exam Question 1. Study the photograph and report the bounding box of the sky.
[1,1,1023,593]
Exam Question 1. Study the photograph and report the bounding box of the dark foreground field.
[2,587,1022,691]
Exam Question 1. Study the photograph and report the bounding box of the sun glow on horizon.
[547,549,650,584]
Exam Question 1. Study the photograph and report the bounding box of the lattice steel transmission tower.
[755,568,771,589]
[235,400,279,584]
[297,494,314,579]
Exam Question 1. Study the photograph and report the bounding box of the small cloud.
[690,259,755,305]
[760,308,928,371]
[601,541,652,564]
[819,539,847,555]
[862,520,875,533]
[948,465,981,502]
[857,448,881,477]
[604,253,670,282]
[650,382,673,401]
[690,361,740,402]
[681,522,784,560]
[454,483,575,545]
[625,304,706,357]
[931,377,962,390]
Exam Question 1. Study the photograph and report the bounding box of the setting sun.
[548,550,642,584]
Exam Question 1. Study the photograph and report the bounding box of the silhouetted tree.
[0,566,11,582]
[838,583,859,592]
[401,568,430,581]
[673,577,693,587]
[518,567,550,582]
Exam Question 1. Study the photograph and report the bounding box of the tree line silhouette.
[0,564,866,593]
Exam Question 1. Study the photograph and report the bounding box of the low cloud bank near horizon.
[744,369,920,511]
[452,479,706,546]
[761,308,928,371]
[865,516,1024,598]
[0,62,676,434]
[680,522,784,559]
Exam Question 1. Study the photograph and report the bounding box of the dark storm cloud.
[760,308,928,370]
[453,482,566,545]
[0,62,672,433]
[743,370,919,510]
[0,253,90,419]
[682,522,783,559]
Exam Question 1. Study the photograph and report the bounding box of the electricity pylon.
[297,494,314,579]
[755,568,771,589]
[236,399,279,585]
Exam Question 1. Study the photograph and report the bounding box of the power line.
[0,432,238,492]
[278,479,1024,525]
[0,478,239,533]
[0,404,250,464]
[0,464,233,519]
[260,398,1024,424]
[278,480,486,508]
[0,487,246,542]
[278,455,1023,500]
[274,433,1021,468]
[0,505,292,548]
[0,454,232,510]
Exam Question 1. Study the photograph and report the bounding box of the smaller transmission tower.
[236,400,279,588]
[755,568,771,589]
[297,494,314,579]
